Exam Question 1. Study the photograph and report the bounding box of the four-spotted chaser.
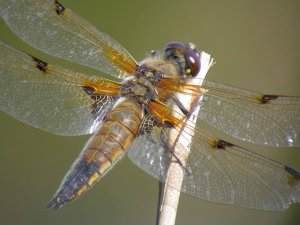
[0,0,299,211]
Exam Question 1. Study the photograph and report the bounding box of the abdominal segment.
[47,98,143,210]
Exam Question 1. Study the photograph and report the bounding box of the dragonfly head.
[163,42,201,78]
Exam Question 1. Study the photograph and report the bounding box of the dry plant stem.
[157,51,214,225]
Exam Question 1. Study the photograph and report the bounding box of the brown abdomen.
[47,98,143,210]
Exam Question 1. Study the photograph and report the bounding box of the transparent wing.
[128,116,300,211]
[128,116,170,182]
[0,0,137,79]
[0,41,121,136]
[159,78,300,147]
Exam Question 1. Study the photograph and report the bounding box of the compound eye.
[164,42,201,77]
[184,43,201,77]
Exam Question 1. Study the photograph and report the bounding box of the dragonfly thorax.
[121,63,164,105]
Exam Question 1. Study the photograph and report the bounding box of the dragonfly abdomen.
[47,98,143,210]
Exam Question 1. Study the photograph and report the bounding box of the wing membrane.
[159,78,300,147]
[0,0,137,78]
[128,114,300,211]
[0,41,120,135]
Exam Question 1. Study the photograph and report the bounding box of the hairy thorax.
[121,58,180,105]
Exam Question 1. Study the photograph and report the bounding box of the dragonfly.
[0,0,299,212]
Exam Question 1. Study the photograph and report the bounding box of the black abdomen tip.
[46,194,69,210]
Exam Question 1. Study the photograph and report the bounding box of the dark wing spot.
[164,121,175,129]
[215,139,234,150]
[82,86,115,116]
[54,0,66,15]
[31,56,48,72]
[261,95,278,104]
[285,166,300,187]
[82,86,96,96]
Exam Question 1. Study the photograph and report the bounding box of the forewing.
[159,78,300,147]
[128,116,300,211]
[199,79,300,147]
[0,41,120,135]
[0,0,137,79]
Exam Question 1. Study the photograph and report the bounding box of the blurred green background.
[0,0,300,225]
